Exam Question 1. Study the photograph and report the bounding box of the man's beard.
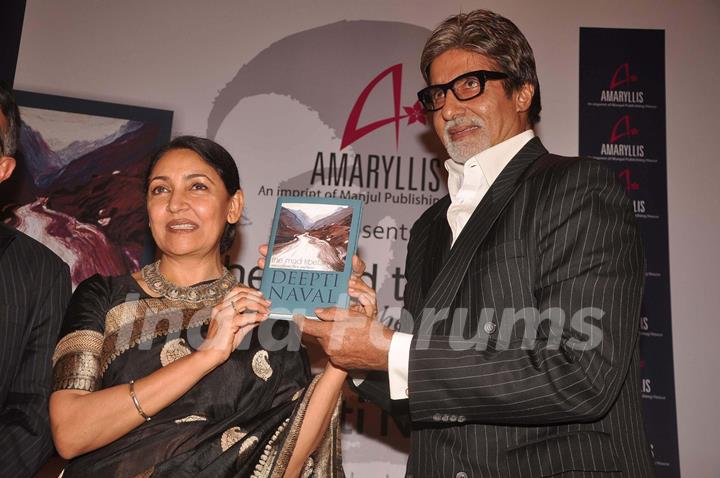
[442,117,489,163]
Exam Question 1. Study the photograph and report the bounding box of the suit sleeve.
[348,217,431,417]
[0,261,71,477]
[407,161,644,425]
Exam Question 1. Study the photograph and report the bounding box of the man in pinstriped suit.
[302,10,654,477]
[0,84,71,476]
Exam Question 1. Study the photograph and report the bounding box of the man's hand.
[259,244,386,369]
[297,307,393,371]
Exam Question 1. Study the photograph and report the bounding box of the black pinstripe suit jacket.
[0,223,71,477]
[357,138,654,477]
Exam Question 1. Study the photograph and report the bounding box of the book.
[260,196,363,320]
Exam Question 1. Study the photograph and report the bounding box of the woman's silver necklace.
[141,260,235,303]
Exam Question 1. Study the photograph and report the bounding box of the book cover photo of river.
[269,203,352,272]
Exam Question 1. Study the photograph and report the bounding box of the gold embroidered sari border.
[104,297,216,337]
[52,351,102,392]
[99,304,212,375]
[259,374,343,478]
[52,330,104,365]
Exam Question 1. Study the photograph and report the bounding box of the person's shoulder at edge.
[69,272,151,311]
[59,273,144,337]
[0,222,68,273]
[527,152,621,188]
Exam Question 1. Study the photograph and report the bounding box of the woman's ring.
[232,300,242,315]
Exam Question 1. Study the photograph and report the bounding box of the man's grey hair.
[0,83,21,157]
[420,9,541,126]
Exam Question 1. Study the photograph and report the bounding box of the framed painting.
[1,91,173,287]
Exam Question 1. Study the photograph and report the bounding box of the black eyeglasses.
[417,70,509,112]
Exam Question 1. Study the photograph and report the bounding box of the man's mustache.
[443,117,483,140]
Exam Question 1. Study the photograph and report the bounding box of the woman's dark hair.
[145,135,241,254]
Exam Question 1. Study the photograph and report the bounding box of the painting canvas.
[0,91,172,287]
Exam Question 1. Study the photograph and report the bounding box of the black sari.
[52,274,342,477]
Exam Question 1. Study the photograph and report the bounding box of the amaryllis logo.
[600,115,645,158]
[610,62,638,89]
[610,114,639,143]
[341,64,425,150]
[599,63,643,104]
[618,168,640,192]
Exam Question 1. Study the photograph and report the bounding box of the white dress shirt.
[387,129,535,399]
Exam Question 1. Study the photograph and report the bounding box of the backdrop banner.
[579,27,680,477]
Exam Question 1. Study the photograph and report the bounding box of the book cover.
[260,196,363,320]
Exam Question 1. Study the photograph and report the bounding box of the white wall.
[15,0,720,476]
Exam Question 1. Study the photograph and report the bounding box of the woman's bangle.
[129,380,151,422]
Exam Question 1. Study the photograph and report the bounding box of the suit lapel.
[419,137,548,314]
[420,199,452,299]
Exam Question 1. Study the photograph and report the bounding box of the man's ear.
[0,156,16,183]
[227,189,244,224]
[514,83,534,114]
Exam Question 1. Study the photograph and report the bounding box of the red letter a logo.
[610,63,639,89]
[341,64,403,150]
[610,115,639,143]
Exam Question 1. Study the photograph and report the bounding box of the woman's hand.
[198,285,270,365]
[348,270,377,319]
[256,244,269,270]
[50,286,269,459]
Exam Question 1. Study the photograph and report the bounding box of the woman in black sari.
[49,136,369,477]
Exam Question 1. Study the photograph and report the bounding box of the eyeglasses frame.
[417,70,509,112]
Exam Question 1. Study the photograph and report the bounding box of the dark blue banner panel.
[579,27,679,478]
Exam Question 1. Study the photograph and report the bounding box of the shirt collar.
[445,129,536,197]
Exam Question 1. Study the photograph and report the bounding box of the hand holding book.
[256,244,375,319]
[257,197,364,320]
[256,207,391,370]
[347,275,377,319]
[298,306,392,371]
